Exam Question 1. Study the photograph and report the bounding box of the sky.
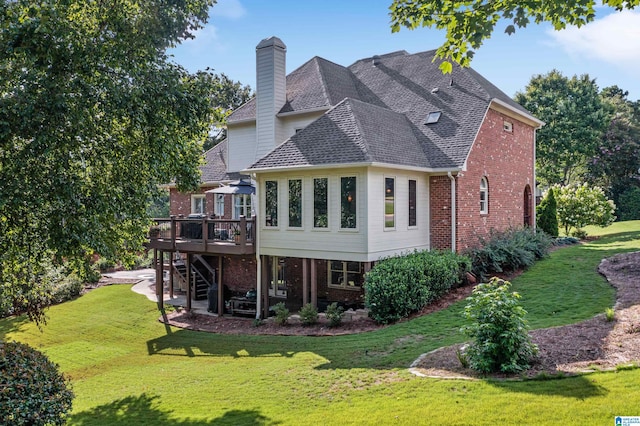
[170,0,640,101]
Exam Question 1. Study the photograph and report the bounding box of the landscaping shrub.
[465,227,552,281]
[617,187,640,221]
[536,187,559,237]
[273,302,289,326]
[554,183,616,236]
[325,302,344,327]
[461,278,538,374]
[299,303,318,326]
[364,250,471,324]
[0,341,74,426]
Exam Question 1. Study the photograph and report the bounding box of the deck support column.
[261,256,269,318]
[310,259,317,308]
[217,256,224,316]
[186,253,192,312]
[302,258,309,306]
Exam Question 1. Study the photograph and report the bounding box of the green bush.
[0,341,74,425]
[536,187,559,237]
[465,227,552,281]
[325,302,344,327]
[364,250,471,324]
[461,278,538,374]
[273,302,289,326]
[618,186,640,221]
[554,183,616,236]
[299,303,319,326]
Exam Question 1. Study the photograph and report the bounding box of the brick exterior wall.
[430,109,535,252]
[170,187,233,218]
[454,108,535,251]
[429,175,454,251]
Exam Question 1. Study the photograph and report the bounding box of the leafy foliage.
[515,70,607,186]
[364,250,471,324]
[273,302,289,326]
[618,187,640,221]
[462,278,538,374]
[0,0,221,323]
[0,341,74,425]
[299,303,319,326]
[465,227,552,281]
[536,188,559,237]
[554,183,616,235]
[325,302,344,327]
[389,0,640,72]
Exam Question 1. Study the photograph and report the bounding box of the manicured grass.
[1,221,639,425]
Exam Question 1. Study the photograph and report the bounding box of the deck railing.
[147,215,255,254]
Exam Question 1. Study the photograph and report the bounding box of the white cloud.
[548,10,640,69]
[211,0,246,20]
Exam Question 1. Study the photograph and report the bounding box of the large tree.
[587,86,640,212]
[514,70,607,186]
[389,0,640,72]
[0,0,223,322]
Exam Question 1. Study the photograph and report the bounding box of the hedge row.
[364,250,471,324]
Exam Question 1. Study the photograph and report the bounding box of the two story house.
[150,36,543,318]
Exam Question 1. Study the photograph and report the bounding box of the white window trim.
[339,174,359,232]
[312,176,330,230]
[384,176,396,230]
[214,194,225,217]
[480,177,489,215]
[191,194,206,215]
[233,194,251,219]
[287,177,304,229]
[264,179,279,228]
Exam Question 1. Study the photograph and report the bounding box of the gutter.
[448,171,456,253]
[252,173,262,320]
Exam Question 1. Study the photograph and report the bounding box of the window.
[408,179,417,227]
[328,260,362,289]
[340,176,357,229]
[268,257,287,297]
[214,194,225,217]
[313,178,328,228]
[503,121,513,133]
[288,179,302,228]
[384,177,395,228]
[480,177,489,214]
[233,194,252,219]
[265,180,278,227]
[191,195,205,215]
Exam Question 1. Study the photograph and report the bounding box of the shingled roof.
[200,140,245,183]
[234,49,539,171]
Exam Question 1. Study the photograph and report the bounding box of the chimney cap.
[256,36,286,50]
[372,55,381,66]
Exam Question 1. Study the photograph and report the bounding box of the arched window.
[480,177,489,214]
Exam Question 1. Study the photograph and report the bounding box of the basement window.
[425,111,442,124]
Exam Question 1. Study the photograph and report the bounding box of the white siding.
[280,112,324,140]
[365,168,430,259]
[255,44,286,161]
[257,166,430,262]
[227,123,257,173]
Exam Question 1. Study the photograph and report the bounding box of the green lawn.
[2,221,640,425]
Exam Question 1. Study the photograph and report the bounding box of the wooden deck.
[146,216,255,255]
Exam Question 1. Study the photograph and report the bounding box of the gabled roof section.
[248,98,433,170]
[200,140,245,183]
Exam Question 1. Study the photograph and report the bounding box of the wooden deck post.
[186,253,192,312]
[157,251,164,310]
[302,258,309,306]
[169,252,174,299]
[310,259,317,308]
[217,256,224,316]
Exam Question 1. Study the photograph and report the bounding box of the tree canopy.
[389,0,640,72]
[515,70,607,186]
[0,0,223,322]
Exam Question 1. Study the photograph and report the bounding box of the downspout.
[532,128,538,230]
[447,172,456,253]
[253,173,262,320]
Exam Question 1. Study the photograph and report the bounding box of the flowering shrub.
[554,183,616,236]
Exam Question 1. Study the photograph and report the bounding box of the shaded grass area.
[1,221,639,425]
